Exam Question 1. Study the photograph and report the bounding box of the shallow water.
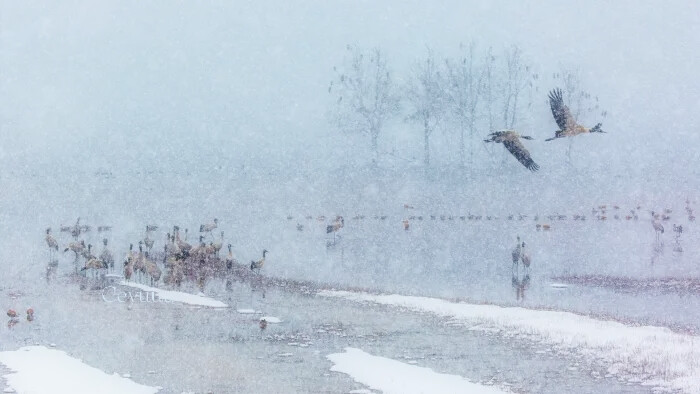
[1,280,658,393]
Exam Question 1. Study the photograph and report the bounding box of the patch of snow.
[236,309,260,314]
[260,316,282,323]
[549,283,569,288]
[120,281,228,308]
[0,346,160,394]
[320,290,700,394]
[327,347,508,394]
[468,325,500,333]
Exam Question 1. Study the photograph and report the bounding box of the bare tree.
[482,47,497,132]
[444,42,483,167]
[329,46,401,165]
[406,50,445,170]
[555,67,600,121]
[501,45,533,129]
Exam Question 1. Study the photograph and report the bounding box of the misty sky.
[1,0,699,174]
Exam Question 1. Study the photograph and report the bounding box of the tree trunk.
[468,114,475,165]
[371,130,379,165]
[459,118,465,168]
[424,119,430,169]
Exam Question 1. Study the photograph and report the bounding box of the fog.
[2,1,699,174]
[2,2,700,393]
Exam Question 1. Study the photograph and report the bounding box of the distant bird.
[484,131,539,171]
[81,243,96,260]
[70,217,82,239]
[200,218,218,235]
[81,256,107,275]
[545,88,604,141]
[673,224,683,236]
[651,212,665,242]
[250,249,268,274]
[225,244,235,270]
[224,244,236,291]
[133,242,148,281]
[100,239,115,272]
[212,231,224,257]
[403,219,410,231]
[45,228,58,260]
[143,253,162,286]
[143,230,155,253]
[173,226,192,256]
[7,309,17,319]
[326,216,344,243]
[259,318,268,330]
[124,243,136,281]
[64,240,86,262]
[26,308,34,322]
[520,242,531,273]
[511,236,522,273]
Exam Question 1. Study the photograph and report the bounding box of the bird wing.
[503,138,539,172]
[548,88,576,130]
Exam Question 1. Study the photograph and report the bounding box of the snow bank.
[119,281,228,308]
[327,347,507,394]
[320,290,700,394]
[0,346,160,394]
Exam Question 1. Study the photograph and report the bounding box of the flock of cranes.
[485,88,606,172]
[43,197,692,297]
[290,202,693,240]
[44,218,269,291]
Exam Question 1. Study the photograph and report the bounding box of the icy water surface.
[2,169,699,333]
[1,279,657,393]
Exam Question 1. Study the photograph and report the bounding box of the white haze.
[1,3,700,392]
[1,0,699,178]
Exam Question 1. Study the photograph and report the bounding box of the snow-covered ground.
[320,290,700,393]
[327,347,508,394]
[2,275,664,393]
[0,346,160,394]
[119,281,228,308]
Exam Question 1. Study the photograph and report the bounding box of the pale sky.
[1,1,698,174]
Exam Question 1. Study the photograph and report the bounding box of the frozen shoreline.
[0,346,160,394]
[118,281,228,308]
[320,290,700,394]
[327,347,508,394]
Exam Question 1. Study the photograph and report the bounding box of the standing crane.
[45,228,58,261]
[511,236,522,274]
[250,249,268,274]
[651,211,664,243]
[520,242,531,274]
